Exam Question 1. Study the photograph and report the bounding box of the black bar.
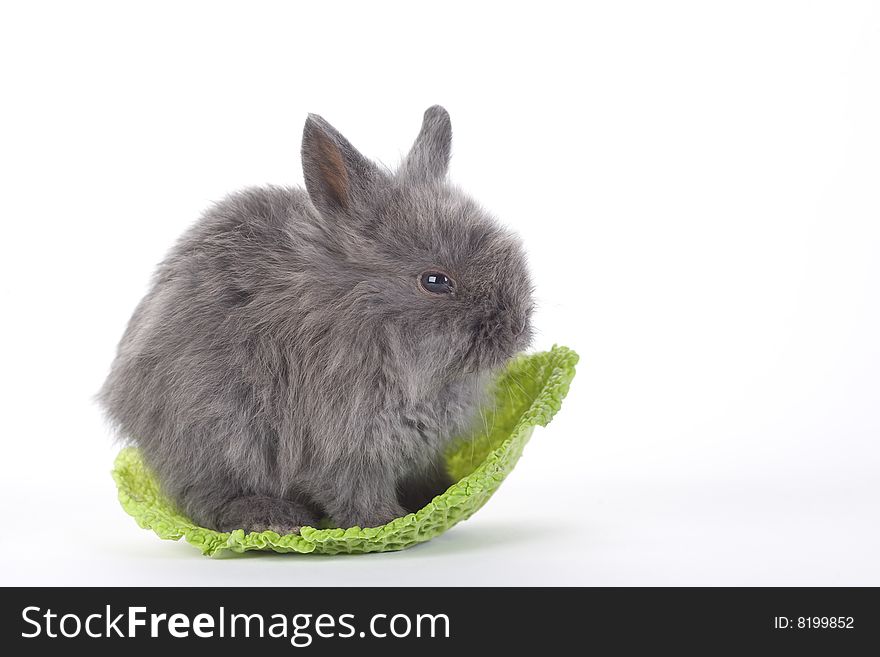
[2,587,876,652]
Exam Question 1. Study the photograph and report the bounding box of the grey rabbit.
[99,106,534,533]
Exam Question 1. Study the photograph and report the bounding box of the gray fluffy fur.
[99,106,534,533]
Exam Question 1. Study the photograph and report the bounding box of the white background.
[1,1,878,586]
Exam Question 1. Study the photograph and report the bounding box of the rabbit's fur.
[99,106,534,533]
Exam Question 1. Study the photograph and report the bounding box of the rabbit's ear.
[399,105,452,183]
[302,114,384,216]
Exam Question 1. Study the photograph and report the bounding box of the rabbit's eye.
[419,270,455,295]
